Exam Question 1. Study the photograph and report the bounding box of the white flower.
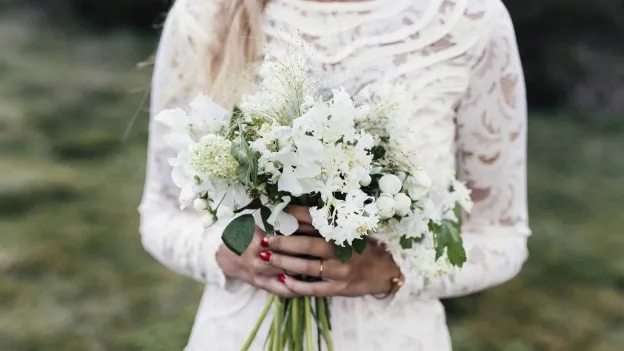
[267,196,298,235]
[378,174,403,195]
[193,198,210,212]
[201,213,216,228]
[188,94,230,134]
[452,179,473,212]
[406,169,432,200]
[376,194,396,219]
[359,174,372,187]
[188,134,238,179]
[393,193,412,217]
[412,169,432,188]
[311,190,379,245]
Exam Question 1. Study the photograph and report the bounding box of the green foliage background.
[0,2,623,351]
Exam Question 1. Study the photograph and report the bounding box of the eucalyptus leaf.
[335,244,353,263]
[352,238,367,255]
[233,198,262,214]
[260,206,275,235]
[221,214,255,256]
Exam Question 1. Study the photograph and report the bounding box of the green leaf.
[352,238,367,255]
[434,221,467,267]
[260,206,275,235]
[231,133,259,187]
[335,244,353,263]
[400,236,413,249]
[221,214,256,256]
[233,198,262,214]
[371,145,386,161]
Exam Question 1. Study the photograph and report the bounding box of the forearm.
[139,200,232,287]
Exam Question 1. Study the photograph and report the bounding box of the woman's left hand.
[260,205,401,297]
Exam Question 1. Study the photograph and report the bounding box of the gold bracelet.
[373,270,405,300]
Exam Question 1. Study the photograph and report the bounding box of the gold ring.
[318,260,324,278]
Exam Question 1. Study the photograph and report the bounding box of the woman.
[139,0,531,350]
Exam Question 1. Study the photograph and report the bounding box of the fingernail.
[260,236,270,248]
[278,274,286,283]
[259,251,271,262]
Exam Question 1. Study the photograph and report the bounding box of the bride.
[139,0,531,350]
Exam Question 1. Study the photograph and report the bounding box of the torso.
[186,0,498,349]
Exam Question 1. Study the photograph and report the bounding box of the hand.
[263,205,401,297]
[216,225,298,298]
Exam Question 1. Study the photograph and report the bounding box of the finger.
[251,256,284,276]
[246,227,269,254]
[285,205,313,224]
[257,277,299,298]
[295,223,318,235]
[267,235,335,258]
[281,276,341,297]
[269,254,345,279]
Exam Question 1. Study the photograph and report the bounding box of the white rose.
[201,213,217,228]
[393,193,412,217]
[359,174,372,187]
[193,198,209,212]
[378,174,402,195]
[376,194,396,219]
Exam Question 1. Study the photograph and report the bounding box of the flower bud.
[376,194,396,219]
[360,174,372,187]
[201,213,217,228]
[397,171,407,183]
[193,198,209,212]
[393,193,412,217]
[378,174,402,195]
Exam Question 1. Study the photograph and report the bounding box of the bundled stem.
[242,295,333,351]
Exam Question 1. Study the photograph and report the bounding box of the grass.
[0,12,623,351]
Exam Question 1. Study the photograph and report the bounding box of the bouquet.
[155,47,472,350]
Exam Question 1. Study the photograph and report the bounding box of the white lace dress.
[138,0,531,350]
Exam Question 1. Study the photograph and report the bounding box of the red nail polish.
[260,237,270,248]
[259,251,271,262]
[278,274,286,283]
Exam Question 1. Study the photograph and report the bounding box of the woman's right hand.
[216,225,298,298]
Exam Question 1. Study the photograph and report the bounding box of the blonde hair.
[208,0,267,99]
[166,0,268,107]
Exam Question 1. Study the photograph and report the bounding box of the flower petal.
[276,212,298,235]
[278,166,303,195]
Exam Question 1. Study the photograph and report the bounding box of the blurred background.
[0,0,623,350]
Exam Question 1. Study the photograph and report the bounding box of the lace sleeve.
[394,4,531,301]
[138,1,230,287]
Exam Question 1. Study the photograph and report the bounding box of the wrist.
[216,244,242,279]
[370,250,404,296]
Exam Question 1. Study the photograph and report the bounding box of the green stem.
[241,295,276,351]
[292,298,302,351]
[317,298,334,351]
[273,298,283,351]
[304,297,314,351]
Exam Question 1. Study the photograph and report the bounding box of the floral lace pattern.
[138,0,530,349]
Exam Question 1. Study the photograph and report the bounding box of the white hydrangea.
[188,134,238,179]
